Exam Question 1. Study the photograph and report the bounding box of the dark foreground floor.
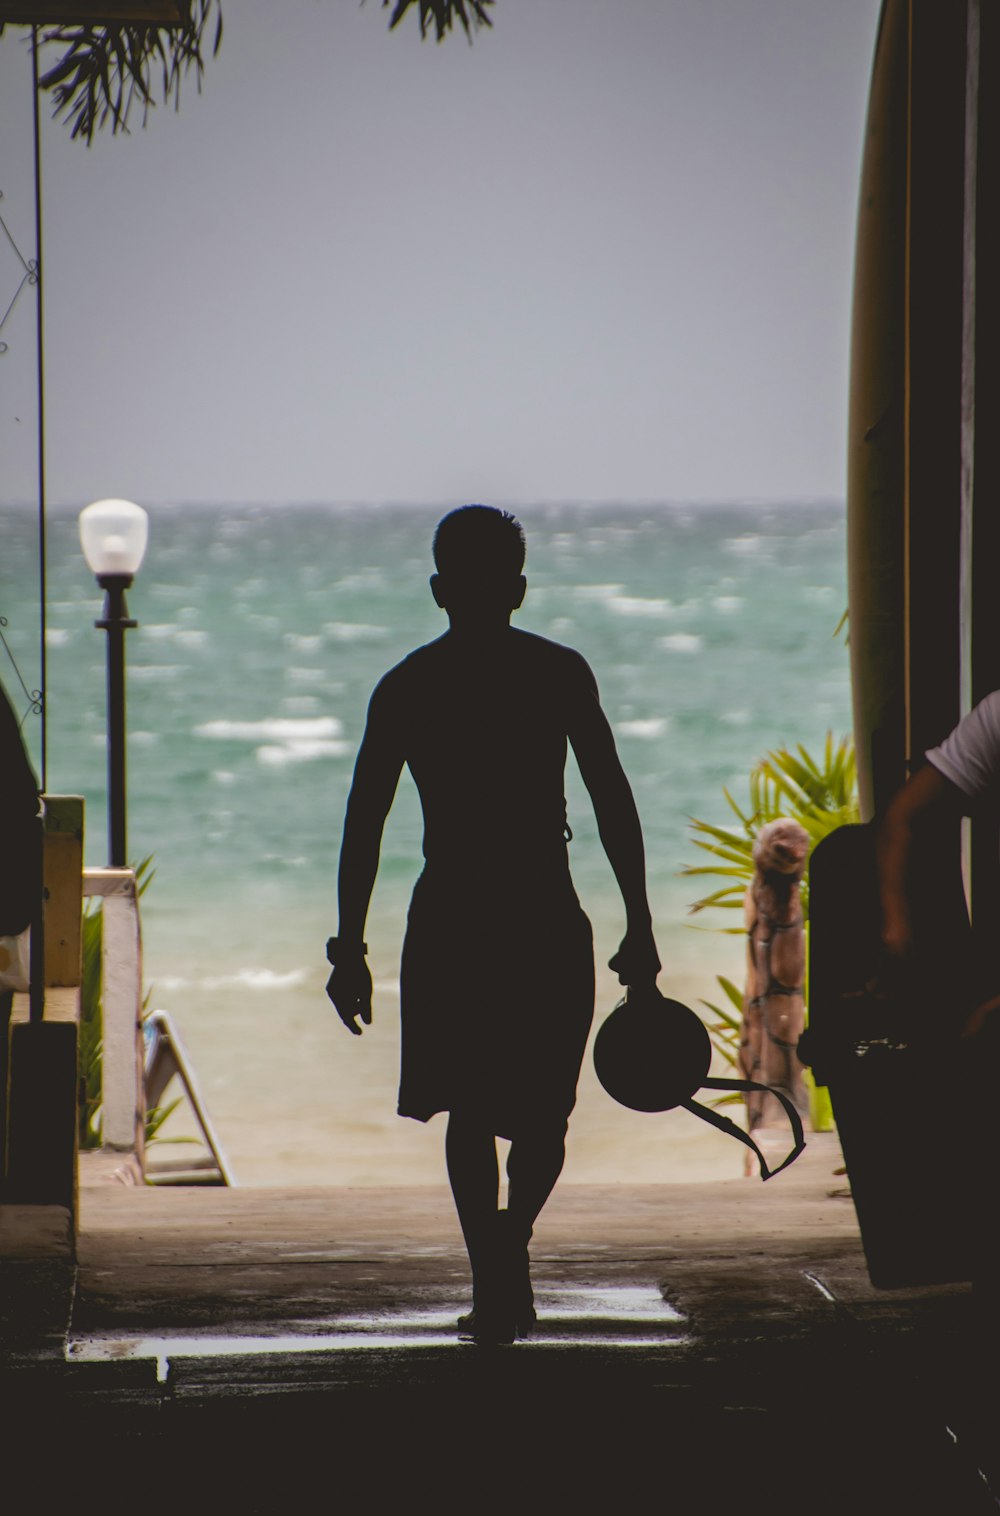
[1,1134,997,1513]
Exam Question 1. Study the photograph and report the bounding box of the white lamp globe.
[79,498,149,581]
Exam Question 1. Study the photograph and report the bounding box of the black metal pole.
[96,577,136,868]
[31,28,47,795]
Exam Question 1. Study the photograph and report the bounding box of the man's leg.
[505,1117,569,1242]
[499,1117,570,1331]
[446,1112,569,1340]
[445,1108,500,1283]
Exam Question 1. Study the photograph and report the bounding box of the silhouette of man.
[327,505,661,1343]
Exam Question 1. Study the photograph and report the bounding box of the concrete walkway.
[1,1132,996,1512]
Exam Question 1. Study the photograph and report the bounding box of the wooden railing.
[3,795,233,1221]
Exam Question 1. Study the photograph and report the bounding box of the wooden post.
[84,869,145,1159]
[42,795,83,987]
[3,797,84,1220]
[740,819,811,1154]
[5,1017,79,1212]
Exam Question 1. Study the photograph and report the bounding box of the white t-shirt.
[926,691,1000,801]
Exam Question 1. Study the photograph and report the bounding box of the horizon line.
[4,495,847,514]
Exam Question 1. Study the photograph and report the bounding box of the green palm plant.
[683,733,860,1123]
[684,733,859,928]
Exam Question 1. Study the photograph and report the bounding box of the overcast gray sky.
[1,0,881,508]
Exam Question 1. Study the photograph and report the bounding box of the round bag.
[593,987,806,1181]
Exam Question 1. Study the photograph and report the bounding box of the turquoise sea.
[3,501,850,1185]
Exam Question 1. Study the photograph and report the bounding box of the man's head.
[431,505,526,627]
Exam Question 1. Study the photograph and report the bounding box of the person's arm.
[327,678,405,1035]
[875,761,1000,1037]
[565,656,661,988]
[877,762,963,959]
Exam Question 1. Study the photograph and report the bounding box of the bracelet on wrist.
[327,937,368,966]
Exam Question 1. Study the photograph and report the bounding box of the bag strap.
[681,1077,806,1181]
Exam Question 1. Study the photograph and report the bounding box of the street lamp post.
[79,498,149,868]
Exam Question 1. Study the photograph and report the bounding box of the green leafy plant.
[684,733,859,929]
[683,734,860,1123]
[697,974,745,1108]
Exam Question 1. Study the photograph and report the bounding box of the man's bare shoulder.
[370,630,597,711]
[370,636,449,700]
[509,628,597,688]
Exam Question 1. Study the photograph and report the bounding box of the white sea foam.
[145,623,210,643]
[287,667,326,684]
[45,628,72,646]
[659,632,703,653]
[128,730,159,746]
[606,595,671,618]
[283,633,323,652]
[208,967,308,990]
[256,739,350,765]
[712,596,743,613]
[572,583,624,600]
[194,717,343,741]
[159,968,309,992]
[212,770,237,784]
[334,569,387,592]
[616,717,669,739]
[723,535,764,555]
[142,625,209,648]
[281,696,321,714]
[323,622,387,642]
[130,664,183,681]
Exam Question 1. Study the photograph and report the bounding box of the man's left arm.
[565,656,661,988]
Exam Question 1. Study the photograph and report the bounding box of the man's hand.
[608,925,661,990]
[326,955,373,1036]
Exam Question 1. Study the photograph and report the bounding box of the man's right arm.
[875,762,1000,1038]
[877,695,1000,958]
[877,762,963,959]
[328,677,405,1034]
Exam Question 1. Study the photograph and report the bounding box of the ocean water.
[2,501,850,1186]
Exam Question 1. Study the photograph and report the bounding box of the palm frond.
[381,0,493,41]
[682,734,859,983]
[1,4,223,143]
